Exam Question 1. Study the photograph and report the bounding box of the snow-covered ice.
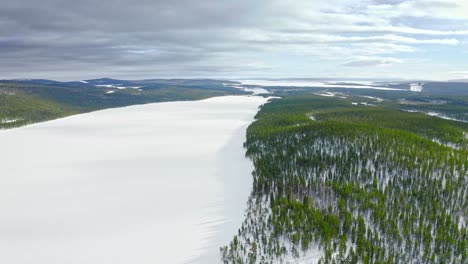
[231,85,270,95]
[315,91,337,97]
[95,84,141,90]
[95,84,121,88]
[410,83,424,92]
[0,96,269,264]
[243,87,270,95]
[239,80,405,90]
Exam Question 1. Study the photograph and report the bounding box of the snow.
[95,84,142,90]
[315,91,347,98]
[351,102,376,106]
[459,216,466,229]
[106,91,115,94]
[1,118,22,124]
[79,80,88,83]
[410,83,424,92]
[315,91,336,97]
[95,84,121,88]
[243,87,270,95]
[362,96,383,102]
[404,109,467,123]
[239,80,405,91]
[232,85,270,95]
[280,247,322,264]
[0,96,269,264]
[359,102,376,106]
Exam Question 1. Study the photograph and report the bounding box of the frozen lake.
[0,96,269,264]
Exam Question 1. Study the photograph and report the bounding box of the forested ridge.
[0,79,244,129]
[222,94,468,263]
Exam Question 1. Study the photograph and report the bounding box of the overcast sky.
[1,0,468,80]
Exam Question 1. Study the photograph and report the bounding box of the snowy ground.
[1,118,22,124]
[239,80,405,90]
[314,91,347,98]
[410,83,424,92]
[404,109,467,123]
[0,96,269,264]
[228,84,270,95]
[95,84,142,90]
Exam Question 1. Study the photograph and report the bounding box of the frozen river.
[0,96,269,264]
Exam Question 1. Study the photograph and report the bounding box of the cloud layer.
[1,0,467,80]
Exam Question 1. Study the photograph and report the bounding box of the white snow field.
[239,79,405,90]
[0,96,269,264]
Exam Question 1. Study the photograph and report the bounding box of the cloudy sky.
[1,0,468,80]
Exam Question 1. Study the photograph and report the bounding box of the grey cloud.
[341,57,402,67]
[373,0,411,5]
[0,0,276,79]
[0,0,467,80]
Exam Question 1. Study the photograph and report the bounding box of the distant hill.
[449,79,468,83]
[0,78,245,129]
[2,78,468,129]
[422,82,468,96]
